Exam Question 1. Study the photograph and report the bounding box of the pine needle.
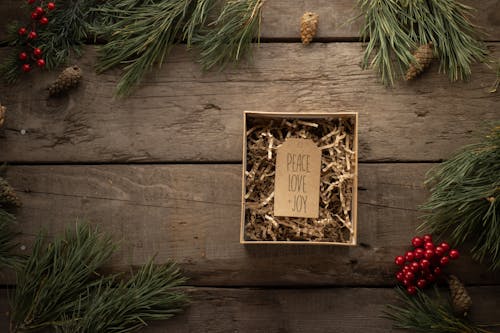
[94,0,216,96]
[419,126,500,270]
[9,223,116,332]
[0,23,26,84]
[56,260,188,333]
[0,209,22,270]
[384,286,491,333]
[196,0,265,70]
[37,0,99,70]
[358,0,488,85]
[9,223,189,332]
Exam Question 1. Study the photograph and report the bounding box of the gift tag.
[274,138,321,218]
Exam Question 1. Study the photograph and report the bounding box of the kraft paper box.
[240,111,358,245]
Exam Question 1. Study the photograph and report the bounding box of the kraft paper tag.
[274,138,321,218]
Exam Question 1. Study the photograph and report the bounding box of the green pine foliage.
[0,1,98,83]
[196,0,265,70]
[37,0,99,70]
[358,0,488,85]
[419,126,500,270]
[384,286,491,333]
[10,224,116,332]
[0,23,27,83]
[56,260,188,333]
[93,0,217,96]
[93,0,264,96]
[9,223,189,333]
[2,0,264,94]
[0,209,20,270]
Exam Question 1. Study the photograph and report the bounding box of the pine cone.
[0,103,5,128]
[448,275,472,317]
[300,12,319,45]
[0,177,21,208]
[48,65,83,97]
[405,42,434,80]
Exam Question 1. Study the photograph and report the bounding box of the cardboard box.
[241,111,358,245]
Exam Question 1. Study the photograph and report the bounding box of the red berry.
[405,251,415,262]
[414,248,425,259]
[396,271,405,282]
[420,259,430,270]
[412,237,424,248]
[395,255,405,266]
[407,286,417,295]
[39,17,49,25]
[35,6,44,15]
[417,279,427,289]
[434,266,442,275]
[47,2,56,10]
[435,246,445,257]
[410,262,420,273]
[402,264,411,272]
[28,0,36,3]
[440,256,450,266]
[424,242,435,250]
[31,11,39,20]
[36,58,45,67]
[424,249,434,259]
[440,242,450,252]
[18,27,27,36]
[33,48,42,57]
[426,273,436,282]
[405,271,415,281]
[19,52,28,61]
[22,63,31,72]
[28,31,37,39]
[423,234,432,243]
[449,249,460,260]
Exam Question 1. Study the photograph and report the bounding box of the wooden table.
[1,1,499,332]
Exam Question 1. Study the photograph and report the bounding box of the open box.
[240,111,358,245]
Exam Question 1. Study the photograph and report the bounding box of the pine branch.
[384,286,491,333]
[37,0,99,70]
[419,126,500,270]
[94,0,216,96]
[55,260,188,333]
[9,223,116,332]
[0,209,22,270]
[196,0,265,70]
[0,23,26,84]
[358,0,488,85]
[358,0,417,86]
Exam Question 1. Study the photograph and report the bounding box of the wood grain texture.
[1,164,498,286]
[1,0,499,41]
[0,44,498,163]
[1,287,499,333]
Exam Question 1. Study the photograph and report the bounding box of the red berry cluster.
[16,1,56,72]
[394,234,460,295]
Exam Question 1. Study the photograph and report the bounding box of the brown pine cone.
[300,12,319,45]
[405,42,434,80]
[0,177,21,208]
[448,275,472,317]
[48,65,83,97]
[0,103,5,128]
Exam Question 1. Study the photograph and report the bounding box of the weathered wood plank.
[0,44,498,163]
[1,0,499,41]
[1,164,498,286]
[1,287,500,332]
